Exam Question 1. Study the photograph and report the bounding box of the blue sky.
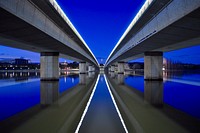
[132,45,200,64]
[0,0,200,64]
[56,0,145,62]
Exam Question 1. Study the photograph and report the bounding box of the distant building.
[163,58,200,70]
[15,58,29,65]
[128,62,144,70]
[0,58,39,70]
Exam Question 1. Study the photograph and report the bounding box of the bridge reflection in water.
[107,71,200,133]
[0,72,97,133]
[0,71,200,133]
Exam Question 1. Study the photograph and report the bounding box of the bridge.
[0,0,98,81]
[1,0,200,81]
[0,1,200,132]
[105,0,200,80]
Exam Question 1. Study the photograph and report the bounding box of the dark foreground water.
[79,75,125,133]
[0,71,200,133]
[117,70,200,133]
[0,72,79,121]
[125,71,200,119]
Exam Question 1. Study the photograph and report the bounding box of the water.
[0,72,79,121]
[79,75,126,133]
[0,71,200,132]
[122,70,200,132]
[125,71,200,119]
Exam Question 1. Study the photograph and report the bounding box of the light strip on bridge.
[49,0,99,66]
[104,74,129,133]
[75,74,100,133]
[105,0,153,66]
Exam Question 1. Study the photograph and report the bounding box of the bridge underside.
[110,7,200,64]
[0,8,93,63]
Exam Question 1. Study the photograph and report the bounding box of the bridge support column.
[79,62,87,74]
[88,65,93,72]
[118,62,124,74]
[144,51,163,80]
[40,52,59,81]
[108,67,111,72]
[111,65,115,72]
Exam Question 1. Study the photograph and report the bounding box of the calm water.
[106,70,200,133]
[125,71,200,119]
[79,75,125,133]
[1,71,200,132]
[0,72,79,121]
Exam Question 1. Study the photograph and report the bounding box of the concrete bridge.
[105,0,200,80]
[0,0,98,81]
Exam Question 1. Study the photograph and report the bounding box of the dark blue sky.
[56,0,145,61]
[0,0,200,64]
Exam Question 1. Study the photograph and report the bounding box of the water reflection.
[110,72,116,78]
[144,81,163,107]
[0,72,40,82]
[107,73,200,133]
[126,70,144,76]
[40,81,59,105]
[0,72,98,133]
[79,74,86,84]
[117,74,125,85]
[0,73,79,122]
[88,72,95,79]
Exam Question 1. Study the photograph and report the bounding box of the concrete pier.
[40,52,59,81]
[118,62,124,74]
[144,52,163,81]
[88,65,94,72]
[111,65,115,72]
[79,62,87,74]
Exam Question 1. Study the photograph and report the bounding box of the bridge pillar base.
[40,52,59,81]
[79,62,87,74]
[118,62,125,74]
[144,51,163,81]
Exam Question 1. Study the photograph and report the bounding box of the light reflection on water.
[0,72,79,121]
[0,70,200,132]
[124,70,200,119]
[107,70,200,133]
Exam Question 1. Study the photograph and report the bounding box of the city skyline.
[1,44,200,65]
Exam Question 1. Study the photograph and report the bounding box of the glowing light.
[50,0,99,66]
[105,0,153,66]
[75,75,100,133]
[104,74,128,133]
